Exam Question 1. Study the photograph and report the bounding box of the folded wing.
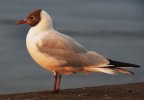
[37,32,109,68]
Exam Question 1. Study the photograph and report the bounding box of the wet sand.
[0,82,143,100]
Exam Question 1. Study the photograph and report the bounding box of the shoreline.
[0,82,144,100]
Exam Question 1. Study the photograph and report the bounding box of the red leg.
[53,73,58,93]
[57,75,62,92]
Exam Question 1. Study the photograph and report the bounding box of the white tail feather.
[83,67,117,75]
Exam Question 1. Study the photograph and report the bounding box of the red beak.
[16,20,27,24]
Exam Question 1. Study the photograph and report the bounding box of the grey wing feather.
[38,31,87,53]
[37,31,109,67]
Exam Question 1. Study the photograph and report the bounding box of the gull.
[17,9,140,93]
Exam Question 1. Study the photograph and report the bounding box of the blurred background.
[0,0,144,94]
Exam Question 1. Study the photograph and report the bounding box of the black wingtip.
[129,64,141,68]
[107,59,141,68]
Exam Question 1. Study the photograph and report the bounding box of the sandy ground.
[0,82,143,100]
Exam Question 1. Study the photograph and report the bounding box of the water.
[0,0,144,94]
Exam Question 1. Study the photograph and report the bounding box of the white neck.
[30,10,53,33]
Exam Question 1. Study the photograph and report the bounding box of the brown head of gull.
[17,9,140,93]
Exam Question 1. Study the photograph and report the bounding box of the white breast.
[26,28,46,66]
[26,29,61,71]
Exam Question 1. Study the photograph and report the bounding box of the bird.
[16,9,140,93]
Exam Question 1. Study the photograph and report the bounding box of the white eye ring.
[30,16,35,20]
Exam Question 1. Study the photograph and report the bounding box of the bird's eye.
[30,16,35,20]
